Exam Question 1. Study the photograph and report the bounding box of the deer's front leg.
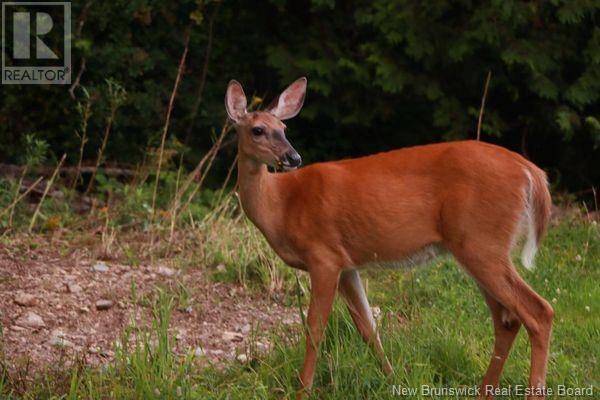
[297,267,340,399]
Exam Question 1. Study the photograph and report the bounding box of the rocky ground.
[0,237,300,372]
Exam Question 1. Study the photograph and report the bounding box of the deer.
[225,77,553,400]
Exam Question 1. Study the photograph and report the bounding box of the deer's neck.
[236,154,282,239]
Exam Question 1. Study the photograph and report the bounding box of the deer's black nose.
[284,151,302,168]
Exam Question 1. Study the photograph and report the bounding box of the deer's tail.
[521,166,552,270]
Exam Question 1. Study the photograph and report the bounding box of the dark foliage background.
[1,0,598,193]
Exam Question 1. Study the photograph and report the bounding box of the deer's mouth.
[276,160,299,172]
[272,149,302,172]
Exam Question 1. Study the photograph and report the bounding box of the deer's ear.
[268,77,307,120]
[225,80,247,123]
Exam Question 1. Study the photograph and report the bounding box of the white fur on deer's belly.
[358,244,446,270]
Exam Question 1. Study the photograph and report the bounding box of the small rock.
[176,386,183,397]
[371,306,382,321]
[236,353,248,363]
[92,262,109,272]
[194,347,205,357]
[95,299,114,310]
[14,293,37,307]
[222,331,244,342]
[15,311,45,328]
[117,301,126,309]
[157,266,176,277]
[78,306,90,313]
[183,306,193,314]
[210,349,224,356]
[51,329,66,337]
[66,282,82,293]
[51,337,74,348]
[50,330,74,348]
[216,264,226,272]
[240,324,251,334]
[256,340,271,351]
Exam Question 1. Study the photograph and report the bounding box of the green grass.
[1,219,598,399]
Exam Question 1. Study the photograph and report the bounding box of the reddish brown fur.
[227,79,553,400]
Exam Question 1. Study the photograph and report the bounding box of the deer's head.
[225,78,306,171]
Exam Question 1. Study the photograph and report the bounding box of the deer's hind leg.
[339,269,393,375]
[479,289,522,399]
[450,243,553,400]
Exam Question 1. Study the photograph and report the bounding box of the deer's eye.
[251,127,264,136]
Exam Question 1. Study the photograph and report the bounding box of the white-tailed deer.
[225,78,553,399]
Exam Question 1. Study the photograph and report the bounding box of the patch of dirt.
[0,236,300,371]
